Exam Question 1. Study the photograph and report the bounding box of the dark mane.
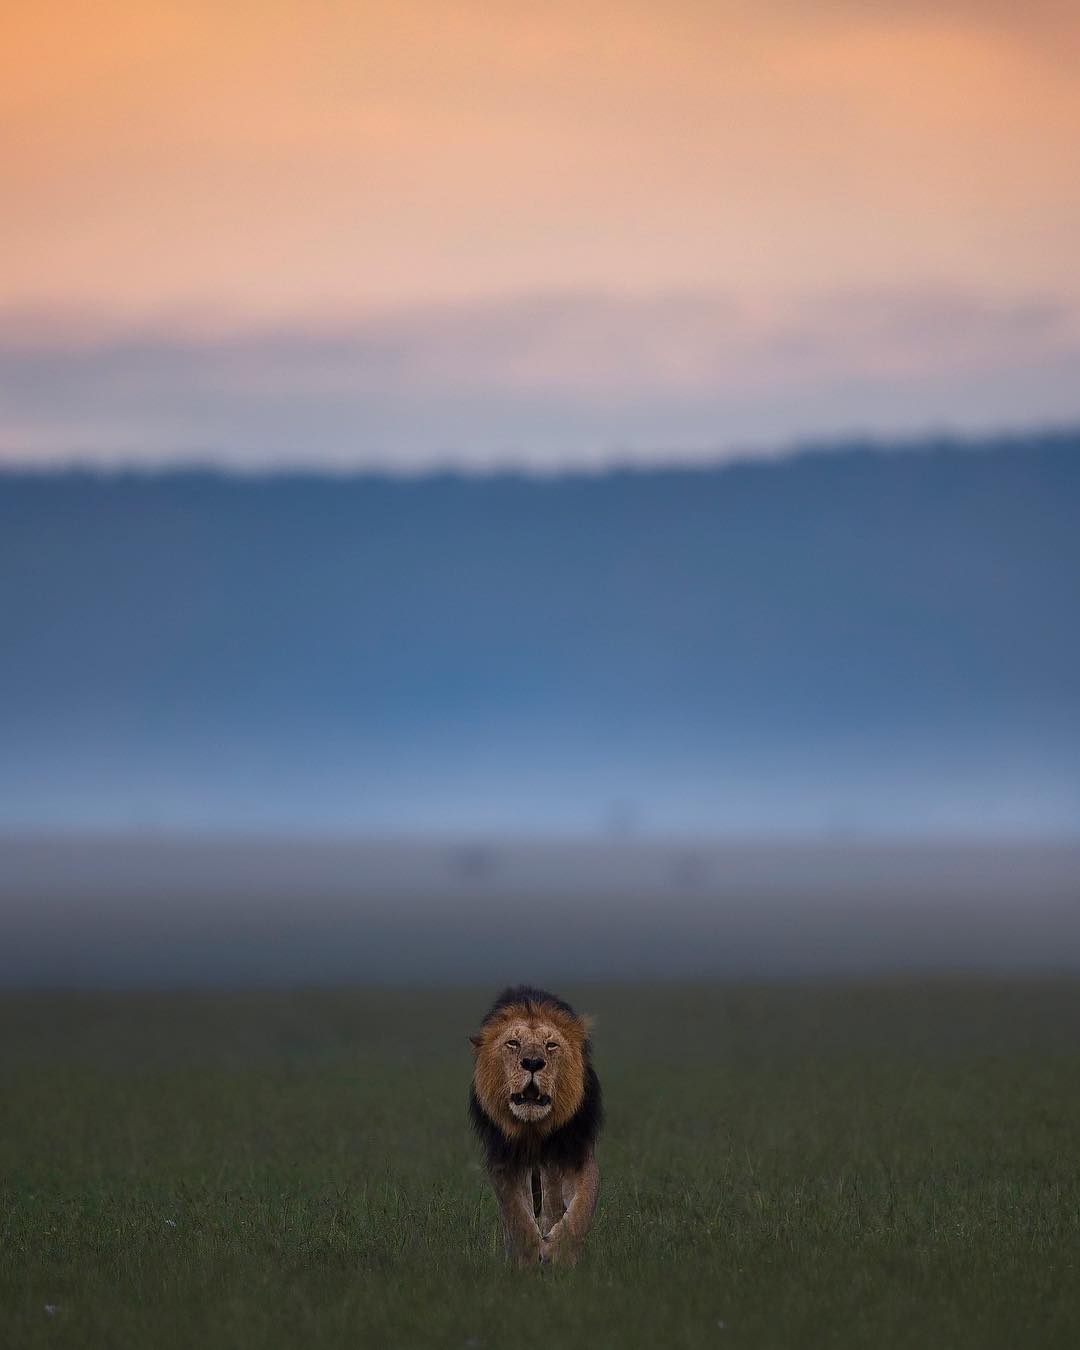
[480,984,579,1025]
[470,1066,603,1173]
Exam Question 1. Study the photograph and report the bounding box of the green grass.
[2,980,1079,1348]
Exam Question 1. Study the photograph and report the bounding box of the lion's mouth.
[510,1084,551,1107]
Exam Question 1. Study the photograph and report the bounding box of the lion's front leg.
[539,1165,565,1238]
[540,1152,599,1266]
[488,1164,542,1265]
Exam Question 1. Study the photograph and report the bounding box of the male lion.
[469,985,602,1266]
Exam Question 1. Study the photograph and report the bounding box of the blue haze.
[2,434,1078,835]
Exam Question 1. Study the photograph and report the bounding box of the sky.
[3,0,1080,468]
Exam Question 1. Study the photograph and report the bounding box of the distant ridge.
[2,432,1077,834]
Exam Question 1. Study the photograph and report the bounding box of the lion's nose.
[520,1056,545,1073]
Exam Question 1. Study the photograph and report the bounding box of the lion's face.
[472,1000,589,1136]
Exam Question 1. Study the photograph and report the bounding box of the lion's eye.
[546,1041,559,1051]
[506,1039,520,1050]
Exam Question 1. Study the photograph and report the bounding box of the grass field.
[2,980,1079,1348]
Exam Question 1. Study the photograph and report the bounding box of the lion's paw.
[540,1224,578,1267]
[510,1228,544,1267]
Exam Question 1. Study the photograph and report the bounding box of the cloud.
[1,288,1079,469]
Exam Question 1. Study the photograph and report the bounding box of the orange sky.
[4,0,1079,320]
[3,0,1079,467]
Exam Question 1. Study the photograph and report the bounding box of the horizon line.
[1,422,1077,483]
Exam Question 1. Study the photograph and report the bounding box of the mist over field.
[2,835,1078,987]
[3,432,1077,987]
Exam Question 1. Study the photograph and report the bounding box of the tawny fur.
[469,986,602,1267]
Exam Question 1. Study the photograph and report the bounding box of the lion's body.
[469,986,602,1266]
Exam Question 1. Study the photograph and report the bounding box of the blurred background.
[2,0,1078,985]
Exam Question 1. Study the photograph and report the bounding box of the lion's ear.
[469,1034,482,1050]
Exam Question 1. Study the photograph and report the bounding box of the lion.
[469,985,602,1266]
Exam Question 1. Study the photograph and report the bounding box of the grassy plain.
[2,981,1078,1348]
